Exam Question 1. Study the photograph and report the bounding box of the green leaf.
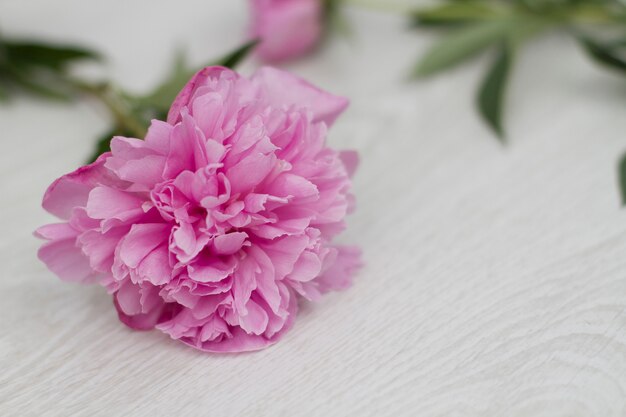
[0,38,100,102]
[579,37,626,74]
[4,65,71,101]
[477,43,513,139]
[323,0,352,38]
[414,20,509,77]
[137,51,193,112]
[214,39,259,69]
[619,152,626,205]
[4,41,100,70]
[0,82,9,102]
[138,40,259,114]
[411,2,504,27]
[608,38,626,49]
[12,78,71,100]
[328,7,353,39]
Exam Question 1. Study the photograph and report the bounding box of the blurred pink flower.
[36,66,361,353]
[250,0,323,61]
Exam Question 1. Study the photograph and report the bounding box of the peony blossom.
[249,0,323,62]
[36,66,361,352]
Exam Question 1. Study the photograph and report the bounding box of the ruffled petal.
[251,67,348,126]
[42,154,119,219]
[167,66,240,125]
[38,233,99,283]
[315,246,363,292]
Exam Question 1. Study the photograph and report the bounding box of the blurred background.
[2,1,626,416]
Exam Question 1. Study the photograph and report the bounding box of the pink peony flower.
[36,66,361,353]
[249,0,323,62]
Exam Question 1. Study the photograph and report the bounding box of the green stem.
[342,0,418,14]
[352,0,624,24]
[513,2,622,26]
[567,6,622,25]
[67,78,147,138]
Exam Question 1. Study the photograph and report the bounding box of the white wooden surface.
[2,1,626,416]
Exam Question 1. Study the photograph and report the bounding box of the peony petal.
[250,0,323,62]
[42,154,117,219]
[244,193,287,213]
[114,292,172,331]
[107,155,166,188]
[255,272,281,314]
[86,186,144,220]
[239,299,269,335]
[251,67,349,126]
[34,223,77,241]
[226,152,276,195]
[315,245,363,292]
[156,309,203,339]
[264,283,296,336]
[265,173,318,199]
[144,119,173,154]
[163,112,208,179]
[288,250,322,282]
[190,91,229,141]
[192,293,230,320]
[78,227,128,272]
[171,222,196,256]
[135,244,171,285]
[109,136,157,159]
[188,258,236,283]
[38,231,99,283]
[212,232,248,255]
[188,287,298,352]
[198,314,231,342]
[257,235,307,279]
[232,250,261,315]
[119,223,170,269]
[339,150,359,178]
[167,67,239,125]
[140,283,162,313]
[116,280,142,315]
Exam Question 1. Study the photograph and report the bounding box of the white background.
[1,1,626,416]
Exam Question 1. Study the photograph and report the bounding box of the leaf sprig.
[82,39,259,162]
[0,33,258,163]
[412,0,626,141]
[0,35,100,101]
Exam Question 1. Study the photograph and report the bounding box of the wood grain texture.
[1,1,626,416]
